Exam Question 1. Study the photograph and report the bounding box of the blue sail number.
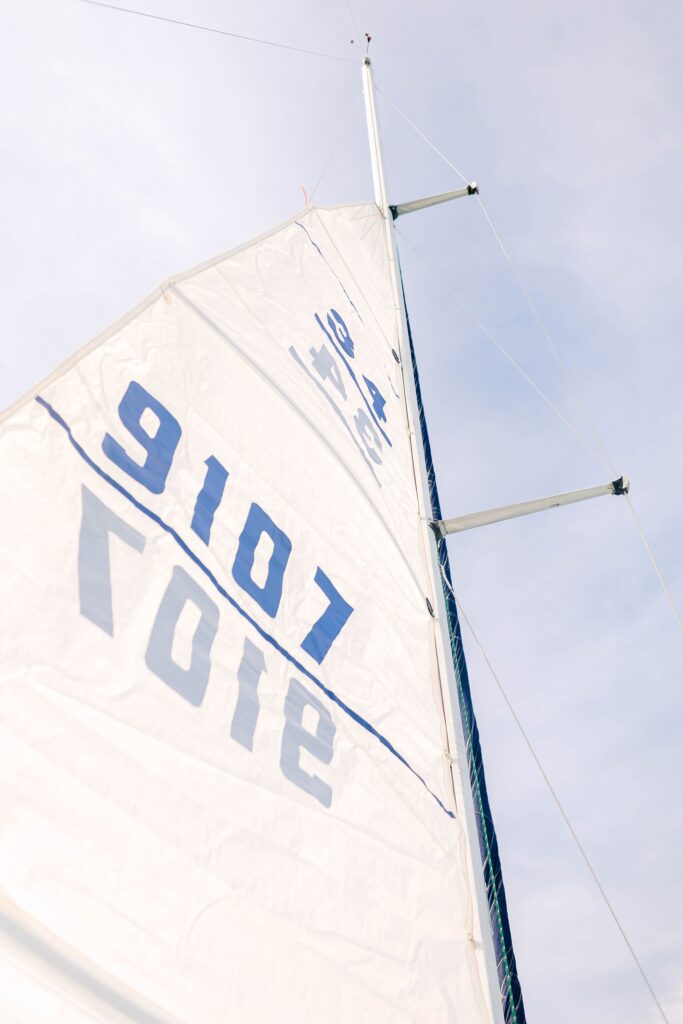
[103,380,181,494]
[97,381,353,664]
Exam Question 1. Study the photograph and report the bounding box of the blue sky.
[1,2,681,1021]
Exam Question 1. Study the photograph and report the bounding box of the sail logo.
[289,308,391,485]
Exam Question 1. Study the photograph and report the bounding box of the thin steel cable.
[476,197,683,632]
[624,494,683,629]
[374,84,609,470]
[395,227,609,468]
[309,91,364,204]
[376,88,471,185]
[441,569,672,1024]
[477,198,619,473]
[345,0,359,37]
[78,0,355,63]
[382,91,682,632]
[381,86,607,466]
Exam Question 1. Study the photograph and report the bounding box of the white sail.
[0,203,499,1022]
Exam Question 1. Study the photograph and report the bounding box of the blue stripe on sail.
[398,270,527,1024]
[35,394,454,821]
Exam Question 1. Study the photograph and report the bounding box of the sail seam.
[35,394,456,821]
[0,896,182,1024]
[294,220,363,321]
[308,208,394,349]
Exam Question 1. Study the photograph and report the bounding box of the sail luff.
[360,55,524,1024]
[401,286,527,1024]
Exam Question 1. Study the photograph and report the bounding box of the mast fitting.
[432,475,631,537]
[390,183,479,219]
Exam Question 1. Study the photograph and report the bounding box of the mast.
[361,55,523,1024]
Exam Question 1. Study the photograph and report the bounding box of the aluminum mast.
[361,55,515,1024]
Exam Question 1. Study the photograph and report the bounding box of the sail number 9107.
[76,377,356,806]
[99,378,353,665]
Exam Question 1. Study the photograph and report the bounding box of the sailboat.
[0,50,655,1023]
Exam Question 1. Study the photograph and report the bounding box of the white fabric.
[0,204,494,1022]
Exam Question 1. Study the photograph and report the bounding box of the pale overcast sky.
[1,2,681,1022]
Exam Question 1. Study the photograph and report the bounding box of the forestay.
[0,203,497,1022]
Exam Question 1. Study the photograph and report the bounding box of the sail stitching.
[308,208,395,348]
[35,394,456,821]
[294,220,363,321]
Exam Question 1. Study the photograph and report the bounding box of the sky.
[1,1,682,1021]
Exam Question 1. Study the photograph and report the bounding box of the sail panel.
[0,204,495,1021]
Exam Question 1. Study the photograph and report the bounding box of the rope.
[441,569,672,1024]
[78,0,355,63]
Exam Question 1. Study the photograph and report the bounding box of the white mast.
[361,55,507,1024]
[435,475,630,536]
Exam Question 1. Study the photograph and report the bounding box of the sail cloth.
[0,204,496,1022]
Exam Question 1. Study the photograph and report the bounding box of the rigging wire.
[441,569,672,1024]
[395,227,609,469]
[382,89,682,631]
[343,3,365,58]
[622,492,683,629]
[344,0,360,38]
[78,0,356,63]
[309,91,364,205]
[476,197,620,475]
[475,196,683,632]
[386,87,677,1018]
[376,87,471,186]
